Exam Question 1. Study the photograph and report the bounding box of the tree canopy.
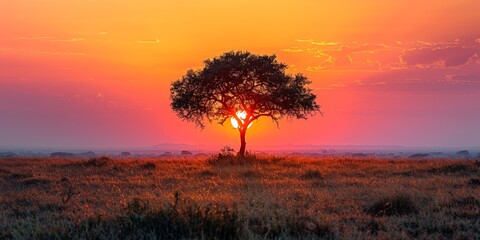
[170,51,321,156]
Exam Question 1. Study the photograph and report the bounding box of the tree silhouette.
[170,51,321,156]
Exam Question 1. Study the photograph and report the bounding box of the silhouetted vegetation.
[81,156,113,167]
[170,51,321,156]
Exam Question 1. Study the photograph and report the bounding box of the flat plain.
[1,156,479,239]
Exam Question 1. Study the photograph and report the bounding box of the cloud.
[281,47,303,53]
[0,47,85,56]
[444,74,480,83]
[289,38,480,72]
[401,46,478,67]
[15,35,51,40]
[51,38,85,42]
[137,39,160,44]
[295,39,339,46]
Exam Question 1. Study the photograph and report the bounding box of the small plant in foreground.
[122,192,241,239]
[208,148,261,165]
[61,184,79,206]
[220,145,235,157]
[126,197,150,215]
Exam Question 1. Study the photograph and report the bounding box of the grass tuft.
[468,178,480,187]
[301,169,324,180]
[121,192,242,239]
[82,156,113,167]
[366,194,418,216]
[207,154,264,165]
[141,162,156,170]
[19,177,52,186]
[427,163,474,174]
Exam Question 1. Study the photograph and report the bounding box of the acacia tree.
[170,51,321,156]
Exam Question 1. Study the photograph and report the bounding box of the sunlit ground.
[0,156,479,239]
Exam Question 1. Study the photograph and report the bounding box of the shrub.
[301,169,324,180]
[83,156,113,167]
[366,194,418,216]
[141,162,156,170]
[207,152,260,166]
[220,145,235,157]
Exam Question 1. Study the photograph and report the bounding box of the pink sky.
[1,1,480,148]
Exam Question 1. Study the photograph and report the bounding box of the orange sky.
[1,1,480,148]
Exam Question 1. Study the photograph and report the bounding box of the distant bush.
[455,150,470,157]
[366,194,418,216]
[301,169,324,180]
[82,156,113,167]
[408,153,429,158]
[141,162,156,170]
[207,152,261,165]
[120,152,131,157]
[220,145,235,157]
[50,152,75,157]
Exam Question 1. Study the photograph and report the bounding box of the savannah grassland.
[0,156,479,239]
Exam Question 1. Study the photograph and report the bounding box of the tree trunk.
[238,129,246,157]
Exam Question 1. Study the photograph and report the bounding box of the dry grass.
[0,156,479,239]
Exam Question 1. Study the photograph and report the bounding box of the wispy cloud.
[15,35,51,40]
[287,38,479,72]
[13,35,86,42]
[0,47,85,56]
[401,46,478,68]
[295,39,339,46]
[281,47,303,53]
[137,39,160,44]
[444,74,480,84]
[51,38,85,42]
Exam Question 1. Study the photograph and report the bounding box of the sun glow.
[230,110,253,129]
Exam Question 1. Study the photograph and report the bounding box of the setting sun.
[230,110,253,129]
